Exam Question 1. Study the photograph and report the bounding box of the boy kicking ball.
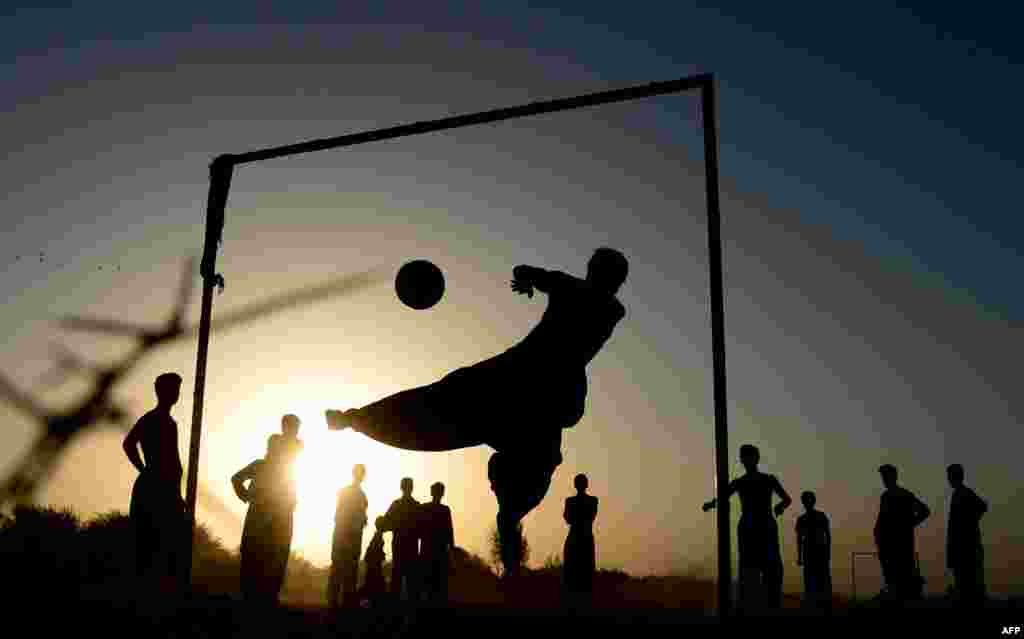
[327,248,628,577]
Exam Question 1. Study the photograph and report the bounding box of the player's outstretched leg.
[325,350,586,452]
[326,378,486,452]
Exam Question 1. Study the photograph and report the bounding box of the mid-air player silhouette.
[327,248,628,578]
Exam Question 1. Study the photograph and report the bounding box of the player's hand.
[510,278,534,298]
[702,500,715,512]
[774,503,787,517]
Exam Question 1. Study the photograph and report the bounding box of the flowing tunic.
[563,494,598,592]
[350,270,625,453]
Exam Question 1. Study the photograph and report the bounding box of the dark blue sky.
[5,3,1022,318]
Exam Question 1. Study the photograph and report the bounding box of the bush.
[453,545,496,577]
[79,511,136,582]
[489,522,529,576]
[0,505,82,593]
[0,504,742,614]
[541,553,562,575]
[280,552,329,607]
[0,506,248,596]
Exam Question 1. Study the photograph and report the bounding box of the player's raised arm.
[511,265,566,297]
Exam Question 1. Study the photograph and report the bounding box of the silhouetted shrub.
[596,567,630,583]
[280,552,330,607]
[541,553,563,574]
[1,504,784,616]
[453,545,496,577]
[489,522,529,576]
[79,511,136,582]
[1,505,82,594]
[189,521,242,595]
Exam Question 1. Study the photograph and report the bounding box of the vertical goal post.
[184,73,731,617]
[851,551,878,602]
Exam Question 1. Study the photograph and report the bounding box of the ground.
[3,509,1019,637]
[28,579,1019,639]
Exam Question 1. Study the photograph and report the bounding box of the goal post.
[184,73,731,617]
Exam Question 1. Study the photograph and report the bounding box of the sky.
[2,2,1022,597]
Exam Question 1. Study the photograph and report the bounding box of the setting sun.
[207,377,436,566]
[291,425,378,558]
[280,405,430,565]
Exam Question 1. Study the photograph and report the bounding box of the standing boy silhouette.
[703,444,792,613]
[874,464,930,603]
[419,482,455,604]
[123,372,185,590]
[382,477,422,601]
[360,516,388,607]
[946,464,987,606]
[329,463,369,609]
[563,473,598,598]
[795,491,832,613]
[232,432,299,604]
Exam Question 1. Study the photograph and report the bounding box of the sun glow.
[285,409,425,565]
[211,377,436,567]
